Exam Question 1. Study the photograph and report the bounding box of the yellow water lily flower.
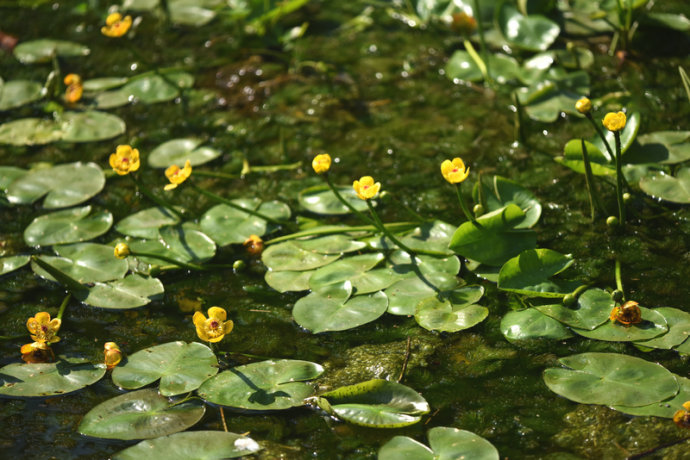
[609,300,641,326]
[674,401,690,428]
[243,234,264,255]
[575,97,591,114]
[101,12,132,38]
[164,160,192,191]
[312,154,332,174]
[602,111,626,132]
[20,341,54,364]
[109,145,140,175]
[114,242,130,259]
[353,176,381,200]
[440,158,470,184]
[104,342,123,370]
[193,307,234,343]
[26,312,61,344]
[64,74,83,103]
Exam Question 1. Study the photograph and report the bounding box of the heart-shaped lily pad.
[498,249,578,297]
[317,379,429,428]
[200,199,290,246]
[298,184,369,215]
[0,80,43,111]
[197,359,324,410]
[415,295,488,332]
[639,166,690,204]
[59,111,127,143]
[113,431,261,460]
[612,376,690,418]
[76,274,164,309]
[115,207,181,239]
[262,240,341,271]
[129,224,216,267]
[384,273,459,316]
[536,288,614,330]
[265,269,313,292]
[24,206,113,246]
[308,253,384,291]
[501,309,574,341]
[571,307,667,342]
[0,118,64,145]
[148,138,221,168]
[292,234,367,254]
[0,255,31,276]
[379,426,499,460]
[13,39,90,64]
[628,307,690,349]
[78,388,205,440]
[112,341,218,396]
[0,356,106,397]
[31,243,128,284]
[625,131,690,165]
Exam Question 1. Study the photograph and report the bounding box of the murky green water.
[2,1,690,459]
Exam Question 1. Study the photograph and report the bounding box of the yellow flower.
[104,342,123,370]
[575,97,591,114]
[26,312,61,344]
[609,300,641,326]
[440,158,470,184]
[602,111,626,132]
[114,243,130,259]
[312,154,332,174]
[674,401,690,428]
[243,234,264,255]
[63,74,83,104]
[193,307,234,343]
[353,176,381,200]
[109,145,140,175]
[20,342,54,364]
[101,12,132,38]
[164,160,192,191]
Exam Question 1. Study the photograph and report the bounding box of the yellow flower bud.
[104,342,123,370]
[602,111,626,132]
[353,176,381,200]
[114,243,130,259]
[312,154,332,174]
[440,158,470,184]
[575,97,591,114]
[243,234,264,255]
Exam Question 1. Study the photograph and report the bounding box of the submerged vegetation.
[1,0,690,458]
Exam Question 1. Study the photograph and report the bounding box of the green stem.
[455,183,476,223]
[463,38,489,83]
[471,0,491,83]
[324,174,376,226]
[615,259,624,298]
[513,91,527,145]
[613,131,626,224]
[585,113,615,161]
[56,293,71,321]
[0,334,26,341]
[132,250,234,271]
[580,138,606,219]
[264,222,418,245]
[193,170,239,180]
[366,200,426,256]
[130,174,185,220]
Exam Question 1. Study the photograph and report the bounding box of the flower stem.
[585,112,615,161]
[323,174,376,226]
[613,131,626,224]
[615,258,624,298]
[56,293,71,321]
[463,38,489,83]
[365,200,426,256]
[264,222,418,245]
[580,138,606,220]
[455,183,476,223]
[130,174,185,220]
[471,0,491,84]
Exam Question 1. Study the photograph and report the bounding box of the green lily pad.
[384,273,459,316]
[299,184,369,215]
[0,166,27,188]
[612,376,690,418]
[369,220,456,256]
[0,356,106,397]
[630,307,690,349]
[113,431,261,460]
[572,307,668,342]
[197,359,324,410]
[556,139,615,176]
[639,166,690,204]
[31,243,128,284]
[129,224,216,267]
[379,427,499,460]
[24,206,113,246]
[498,249,578,298]
[348,267,406,295]
[387,250,460,278]
[543,352,679,406]
[518,71,590,123]
[317,379,429,428]
[262,240,341,271]
[308,253,385,291]
[264,269,313,293]
[501,309,574,341]
[472,175,542,228]
[148,138,221,168]
[124,72,194,104]
[112,341,218,396]
[13,39,90,64]
[497,3,560,51]
[82,77,129,92]
[76,274,164,309]
[449,204,537,266]
[554,47,594,70]
[643,12,690,31]
[415,295,488,332]
[59,111,127,143]
[291,234,367,254]
[0,255,31,276]
[200,199,291,246]
[169,1,218,26]
[115,207,181,239]
[536,288,614,330]
[78,388,205,440]
[625,131,690,165]
[0,80,43,111]
[6,162,105,208]
[0,118,63,145]
[445,51,520,83]
[293,281,388,333]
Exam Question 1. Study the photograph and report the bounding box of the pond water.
[2,1,690,459]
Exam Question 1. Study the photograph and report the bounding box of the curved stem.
[463,38,489,83]
[615,259,625,299]
[365,200,441,257]
[455,183,476,223]
[580,138,607,219]
[324,174,376,226]
[56,293,71,321]
[130,174,185,220]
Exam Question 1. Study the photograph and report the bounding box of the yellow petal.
[223,320,234,335]
[193,311,207,328]
[208,307,227,322]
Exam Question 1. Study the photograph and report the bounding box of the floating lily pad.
[449,204,536,266]
[379,427,499,460]
[79,388,205,440]
[572,307,668,342]
[197,359,323,410]
[0,356,105,397]
[556,139,615,176]
[0,118,63,145]
[308,253,384,291]
[148,138,221,168]
[82,77,129,92]
[59,111,127,143]
[293,281,388,333]
[384,273,459,316]
[472,175,542,228]
[629,307,690,349]
[112,341,218,396]
[14,39,89,64]
[517,70,590,123]
[612,376,690,418]
[0,80,43,111]
[501,309,574,341]
[6,162,105,208]
[129,224,216,267]
[264,269,313,293]
[115,207,181,239]
[536,288,614,330]
[497,3,560,51]
[0,255,31,276]
[125,72,194,104]
[625,131,690,165]
[543,352,679,406]
[445,51,520,84]
[639,167,690,204]
[498,249,578,297]
[24,205,113,246]
[293,234,367,254]
[76,274,164,309]
[113,431,261,460]
[169,1,218,26]
[369,220,456,256]
[317,379,429,428]
[0,166,26,188]
[299,184,369,215]
[415,295,488,332]
[31,243,128,284]
[387,250,460,278]
[262,240,341,271]
[200,199,290,246]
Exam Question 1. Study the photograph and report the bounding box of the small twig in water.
[398,337,412,383]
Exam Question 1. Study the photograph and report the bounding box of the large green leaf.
[113,431,261,460]
[129,224,216,266]
[308,253,385,291]
[0,356,105,397]
[612,376,690,418]
[572,307,668,342]
[0,118,64,145]
[0,166,27,188]
[639,166,690,204]
[387,250,460,278]
[0,255,31,276]
[76,274,164,309]
[497,3,560,51]
[291,234,367,254]
[498,249,578,298]
[449,204,536,266]
[543,352,679,406]
[384,273,460,316]
[298,184,369,215]
[262,240,341,271]
[200,199,290,246]
[112,341,218,396]
[78,388,205,440]
[555,139,615,176]
[517,71,590,123]
[115,207,181,239]
[197,359,323,410]
[536,288,613,330]
[369,220,456,256]
[169,1,217,26]
[625,131,690,165]
[6,162,105,209]
[501,309,574,341]
[632,307,690,349]
[379,427,499,460]
[472,175,542,228]
[414,294,488,332]
[13,39,90,64]
[0,80,43,110]
[293,281,388,333]
[148,138,221,168]
[125,72,194,104]
[59,111,127,143]
[317,379,429,428]
[31,243,128,283]
[264,269,313,293]
[24,206,113,246]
